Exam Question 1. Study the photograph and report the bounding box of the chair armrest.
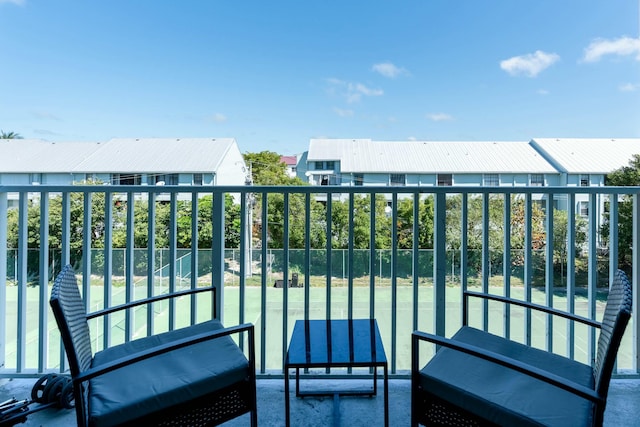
[412,330,602,404]
[74,323,254,386]
[86,286,216,320]
[464,290,601,329]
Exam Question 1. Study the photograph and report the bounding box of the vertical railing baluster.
[61,192,71,271]
[348,195,354,320]
[412,193,419,331]
[16,192,27,372]
[370,193,376,319]
[567,193,576,360]
[0,191,6,371]
[147,192,156,336]
[169,192,177,330]
[282,193,289,370]
[503,193,511,339]
[587,194,598,363]
[125,191,135,341]
[326,195,332,321]
[609,195,619,372]
[434,192,446,339]
[524,193,532,346]
[239,192,247,351]
[103,191,113,350]
[212,191,225,322]
[545,195,554,352]
[60,191,71,372]
[260,192,268,374]
[38,192,49,371]
[191,192,199,324]
[609,195,619,279]
[82,191,92,325]
[391,192,398,374]
[461,193,468,326]
[481,193,489,331]
[632,192,639,374]
[304,193,311,320]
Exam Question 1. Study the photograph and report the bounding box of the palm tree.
[0,130,23,139]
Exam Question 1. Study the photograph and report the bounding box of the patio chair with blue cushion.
[411,269,632,427]
[50,264,257,427]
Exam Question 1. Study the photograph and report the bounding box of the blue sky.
[1,1,639,155]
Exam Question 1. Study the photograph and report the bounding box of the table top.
[285,319,387,367]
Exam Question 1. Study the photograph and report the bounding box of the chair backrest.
[593,269,632,399]
[50,264,94,377]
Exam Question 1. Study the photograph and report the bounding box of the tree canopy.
[0,130,23,139]
[602,154,640,269]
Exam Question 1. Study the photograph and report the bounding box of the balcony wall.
[1,185,639,377]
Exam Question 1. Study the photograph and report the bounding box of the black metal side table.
[284,319,388,427]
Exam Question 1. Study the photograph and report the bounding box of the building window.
[437,174,452,186]
[353,173,364,186]
[155,174,178,185]
[578,201,589,217]
[193,173,203,185]
[483,174,499,186]
[390,173,405,186]
[315,161,336,170]
[320,175,330,186]
[115,174,141,185]
[530,174,544,186]
[580,174,590,187]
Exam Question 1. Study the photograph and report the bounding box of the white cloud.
[333,108,354,117]
[583,36,640,62]
[619,82,640,92]
[500,50,560,77]
[0,0,25,5]
[34,129,60,136]
[327,78,383,103]
[427,113,453,122]
[32,110,62,121]
[372,62,407,78]
[208,113,227,123]
[537,89,549,95]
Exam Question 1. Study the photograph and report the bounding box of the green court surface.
[4,282,631,375]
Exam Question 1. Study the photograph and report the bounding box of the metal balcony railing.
[1,185,638,377]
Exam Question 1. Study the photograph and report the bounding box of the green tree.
[0,130,22,139]
[244,151,304,185]
[601,154,640,269]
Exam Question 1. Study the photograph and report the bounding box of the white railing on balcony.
[1,185,639,377]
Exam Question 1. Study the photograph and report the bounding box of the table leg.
[384,364,389,427]
[373,366,378,396]
[285,365,290,427]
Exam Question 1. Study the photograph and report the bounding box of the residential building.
[304,138,560,189]
[280,155,299,179]
[0,137,248,205]
[530,137,640,219]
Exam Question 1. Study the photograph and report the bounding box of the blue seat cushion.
[419,326,595,427]
[89,319,249,427]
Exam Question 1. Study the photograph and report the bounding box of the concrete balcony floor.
[1,377,639,426]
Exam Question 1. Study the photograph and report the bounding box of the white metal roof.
[0,138,238,173]
[530,138,640,174]
[0,139,101,173]
[308,139,558,173]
